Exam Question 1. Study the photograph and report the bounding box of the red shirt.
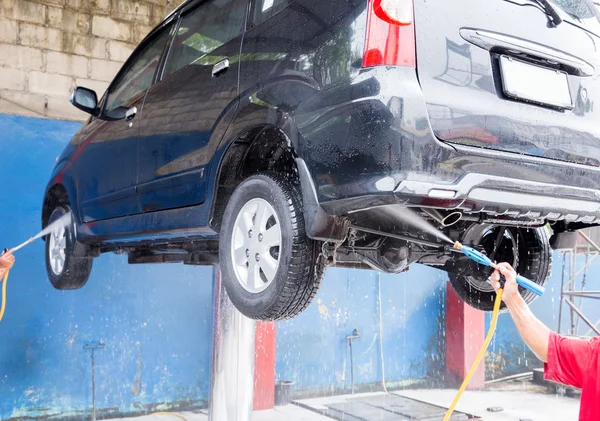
[544,332,600,421]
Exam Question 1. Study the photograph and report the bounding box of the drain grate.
[324,394,472,421]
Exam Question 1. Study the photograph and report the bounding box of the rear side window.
[105,25,172,112]
[253,0,294,25]
[550,0,597,19]
[163,0,248,77]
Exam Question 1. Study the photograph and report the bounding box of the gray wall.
[0,0,184,121]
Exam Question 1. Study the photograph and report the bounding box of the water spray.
[1,213,72,322]
[7,212,72,254]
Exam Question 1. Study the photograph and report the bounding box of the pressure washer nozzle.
[453,241,463,250]
[11,238,36,254]
[458,244,545,296]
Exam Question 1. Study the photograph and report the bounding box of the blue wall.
[1,113,451,419]
[0,115,214,420]
[6,112,581,418]
[276,266,447,395]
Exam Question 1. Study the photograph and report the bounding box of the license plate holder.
[499,55,573,110]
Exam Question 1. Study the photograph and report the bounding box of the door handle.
[212,58,230,78]
[125,106,138,122]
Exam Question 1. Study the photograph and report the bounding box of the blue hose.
[458,244,545,296]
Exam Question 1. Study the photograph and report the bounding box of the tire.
[448,225,552,312]
[219,174,325,321]
[45,205,92,290]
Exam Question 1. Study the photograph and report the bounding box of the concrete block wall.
[0,0,184,122]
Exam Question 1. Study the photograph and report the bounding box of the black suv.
[43,0,600,320]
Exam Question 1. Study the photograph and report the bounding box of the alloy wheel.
[231,198,282,293]
[49,225,67,275]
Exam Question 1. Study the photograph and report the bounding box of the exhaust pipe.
[422,208,462,227]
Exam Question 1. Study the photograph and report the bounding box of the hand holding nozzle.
[490,262,521,303]
[0,250,15,271]
[453,241,545,296]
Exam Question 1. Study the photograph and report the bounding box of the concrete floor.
[115,387,580,421]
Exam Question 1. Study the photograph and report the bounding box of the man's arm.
[491,263,551,362]
[491,263,596,389]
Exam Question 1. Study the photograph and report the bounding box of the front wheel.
[448,225,552,311]
[45,206,93,290]
[219,174,325,321]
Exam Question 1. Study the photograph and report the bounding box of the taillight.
[363,0,416,68]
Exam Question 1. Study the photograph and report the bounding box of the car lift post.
[209,267,255,421]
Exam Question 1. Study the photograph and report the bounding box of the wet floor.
[114,385,580,421]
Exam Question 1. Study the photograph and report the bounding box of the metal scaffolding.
[557,230,600,337]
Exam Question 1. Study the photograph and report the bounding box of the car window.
[163,0,248,78]
[105,25,172,112]
[550,0,597,19]
[253,0,295,25]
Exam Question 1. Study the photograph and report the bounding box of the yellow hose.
[0,270,8,323]
[442,288,504,421]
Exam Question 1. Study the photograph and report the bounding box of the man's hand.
[490,261,550,362]
[490,262,520,304]
[0,251,15,271]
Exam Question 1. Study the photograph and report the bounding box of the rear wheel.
[219,174,325,321]
[45,205,92,290]
[448,224,552,311]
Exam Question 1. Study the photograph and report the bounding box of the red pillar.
[253,321,277,410]
[445,281,485,389]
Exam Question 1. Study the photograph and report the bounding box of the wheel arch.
[42,183,73,231]
[208,121,348,241]
[42,180,98,257]
[208,124,298,232]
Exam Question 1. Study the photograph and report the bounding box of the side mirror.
[70,87,98,116]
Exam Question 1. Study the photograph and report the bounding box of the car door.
[76,25,173,222]
[136,0,248,213]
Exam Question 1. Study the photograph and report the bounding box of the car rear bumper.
[395,171,600,223]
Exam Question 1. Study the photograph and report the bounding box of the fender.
[206,94,347,241]
[207,75,322,197]
[43,161,80,228]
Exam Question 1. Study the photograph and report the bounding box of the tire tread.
[258,173,326,320]
[46,205,93,290]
